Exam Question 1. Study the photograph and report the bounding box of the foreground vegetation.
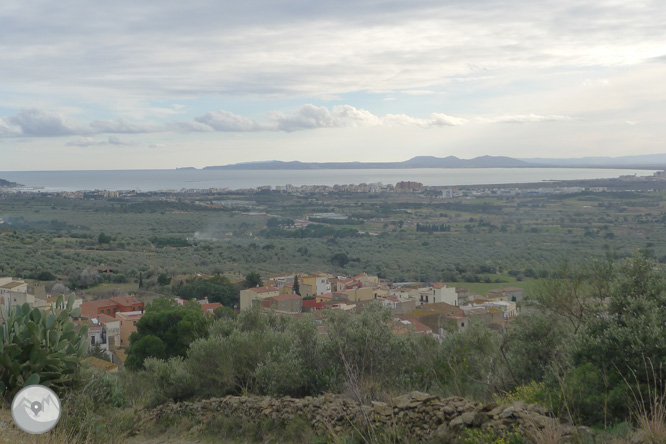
[2,254,666,442]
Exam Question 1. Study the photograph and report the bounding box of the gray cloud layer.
[0,107,575,140]
[1,0,664,102]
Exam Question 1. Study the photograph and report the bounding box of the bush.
[0,295,88,401]
[143,357,195,406]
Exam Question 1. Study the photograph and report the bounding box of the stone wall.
[134,392,590,442]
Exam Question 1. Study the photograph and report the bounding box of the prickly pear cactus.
[0,293,89,400]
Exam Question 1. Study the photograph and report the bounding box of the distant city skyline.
[1,0,665,171]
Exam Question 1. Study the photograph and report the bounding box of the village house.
[84,313,121,360]
[408,302,466,338]
[80,295,144,318]
[116,311,144,347]
[389,287,420,303]
[261,294,302,314]
[46,295,83,311]
[200,302,222,315]
[460,305,505,330]
[391,317,433,335]
[315,292,334,305]
[468,300,519,320]
[302,300,326,312]
[0,278,52,311]
[418,283,458,306]
[239,285,280,310]
[486,287,524,302]
[300,274,332,295]
[335,287,386,303]
[377,296,417,315]
[265,273,295,289]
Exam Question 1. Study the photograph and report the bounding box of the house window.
[461,322,465,327]
[107,309,111,314]
[91,336,95,345]
[113,308,118,313]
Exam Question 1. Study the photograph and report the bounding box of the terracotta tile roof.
[201,303,222,312]
[248,286,279,293]
[402,318,433,333]
[302,300,326,310]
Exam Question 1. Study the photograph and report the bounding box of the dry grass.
[633,395,666,444]
[523,416,564,444]
[621,358,666,444]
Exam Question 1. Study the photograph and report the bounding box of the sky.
[1,0,665,171]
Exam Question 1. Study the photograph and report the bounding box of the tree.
[175,275,239,307]
[125,300,210,370]
[33,271,56,281]
[213,306,237,320]
[244,271,262,288]
[533,261,606,334]
[293,275,301,296]
[97,232,112,244]
[157,273,171,286]
[331,252,349,268]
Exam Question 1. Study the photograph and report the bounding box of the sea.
[0,168,658,193]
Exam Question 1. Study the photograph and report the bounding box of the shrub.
[0,295,88,400]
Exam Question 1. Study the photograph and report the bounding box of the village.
[0,272,523,373]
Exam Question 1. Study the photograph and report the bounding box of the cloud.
[266,105,465,131]
[3,109,88,137]
[149,143,166,149]
[193,110,261,132]
[401,90,437,95]
[90,119,158,134]
[383,113,468,128]
[483,114,572,124]
[107,135,132,146]
[267,105,341,132]
[66,137,98,147]
[5,106,566,141]
[66,136,133,147]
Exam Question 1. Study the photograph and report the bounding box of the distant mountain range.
[203,153,666,170]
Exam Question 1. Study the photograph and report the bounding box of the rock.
[489,405,507,417]
[449,416,465,430]
[461,412,477,426]
[372,401,393,416]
